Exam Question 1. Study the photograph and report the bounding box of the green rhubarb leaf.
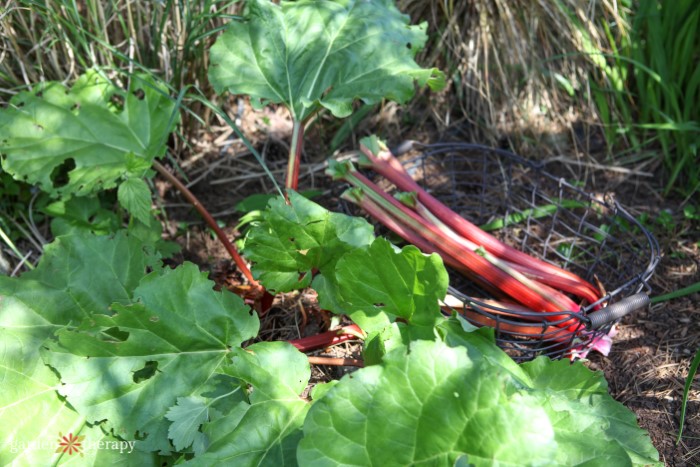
[437,317,659,465]
[0,231,156,466]
[0,380,158,467]
[191,342,310,466]
[0,231,152,375]
[521,358,661,466]
[298,339,557,466]
[436,313,532,385]
[244,191,374,292]
[208,0,444,121]
[22,231,154,314]
[41,263,258,453]
[333,238,448,331]
[117,177,153,225]
[0,70,177,197]
[0,356,83,467]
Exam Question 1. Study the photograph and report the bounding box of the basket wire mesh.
[354,141,660,361]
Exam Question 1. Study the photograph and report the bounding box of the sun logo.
[56,432,85,456]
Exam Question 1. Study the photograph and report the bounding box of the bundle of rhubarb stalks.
[329,136,613,359]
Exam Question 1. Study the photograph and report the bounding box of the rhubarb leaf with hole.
[190,342,310,466]
[41,262,258,453]
[208,0,444,122]
[244,190,374,292]
[0,70,177,198]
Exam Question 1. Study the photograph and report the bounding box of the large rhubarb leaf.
[297,324,660,466]
[0,70,177,197]
[190,342,310,466]
[41,263,258,453]
[0,231,157,466]
[244,191,374,292]
[298,339,557,466]
[208,0,444,122]
[521,358,661,466]
[0,378,158,467]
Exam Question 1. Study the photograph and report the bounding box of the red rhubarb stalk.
[358,138,601,305]
[288,324,363,353]
[412,198,582,316]
[409,196,599,302]
[342,190,511,300]
[335,163,579,315]
[285,120,305,191]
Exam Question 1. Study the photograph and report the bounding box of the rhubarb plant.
[0,69,261,281]
[208,0,445,189]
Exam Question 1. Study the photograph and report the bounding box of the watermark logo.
[56,432,85,456]
[6,431,135,456]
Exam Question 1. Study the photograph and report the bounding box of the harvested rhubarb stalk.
[328,136,606,352]
[358,136,602,305]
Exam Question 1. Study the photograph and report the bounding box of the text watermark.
[6,432,136,457]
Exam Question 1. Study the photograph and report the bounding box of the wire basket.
[356,141,660,361]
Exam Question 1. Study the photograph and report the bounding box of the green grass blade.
[479,201,588,231]
[0,223,35,271]
[650,282,700,304]
[676,347,700,444]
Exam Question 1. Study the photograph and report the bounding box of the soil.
[157,102,699,466]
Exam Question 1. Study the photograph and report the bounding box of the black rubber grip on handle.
[586,293,650,329]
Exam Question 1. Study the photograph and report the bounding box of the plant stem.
[288,324,363,353]
[359,141,601,304]
[413,200,582,314]
[153,161,258,287]
[285,120,305,190]
[307,356,364,367]
[341,169,579,315]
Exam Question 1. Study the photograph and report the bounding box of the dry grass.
[397,0,630,155]
[1,0,240,88]
[2,0,631,155]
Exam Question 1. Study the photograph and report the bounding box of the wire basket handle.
[586,293,650,329]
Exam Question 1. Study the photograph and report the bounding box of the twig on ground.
[307,356,364,367]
